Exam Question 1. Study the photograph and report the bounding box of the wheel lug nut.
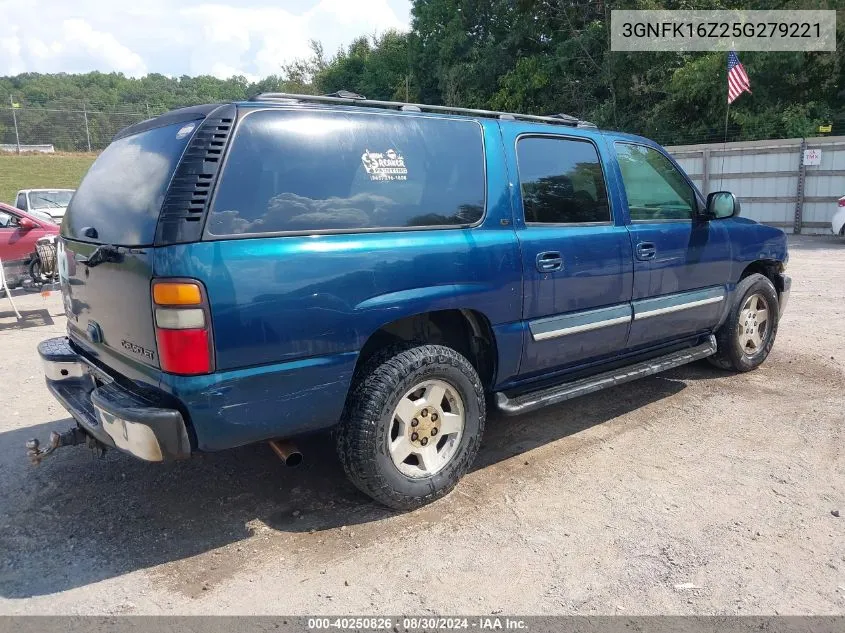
[431,413,438,422]
[421,437,428,446]
[431,427,438,436]
[411,418,419,427]
[411,432,419,441]
[421,409,428,417]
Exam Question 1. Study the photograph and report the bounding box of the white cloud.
[61,19,148,76]
[183,1,407,78]
[0,0,410,80]
[0,30,24,76]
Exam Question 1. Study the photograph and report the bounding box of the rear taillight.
[152,280,213,375]
[839,197,845,207]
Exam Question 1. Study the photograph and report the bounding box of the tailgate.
[59,238,159,369]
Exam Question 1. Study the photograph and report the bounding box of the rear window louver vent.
[155,104,237,245]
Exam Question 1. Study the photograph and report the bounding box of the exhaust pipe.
[269,439,303,467]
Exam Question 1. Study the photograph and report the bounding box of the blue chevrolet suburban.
[32,93,790,509]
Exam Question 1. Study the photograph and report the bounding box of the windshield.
[29,190,74,209]
[28,209,58,224]
[62,120,196,245]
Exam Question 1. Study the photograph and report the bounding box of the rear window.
[62,120,197,245]
[207,110,485,235]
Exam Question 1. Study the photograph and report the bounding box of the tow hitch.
[26,427,105,464]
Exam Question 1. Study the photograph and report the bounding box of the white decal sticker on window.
[361,148,408,181]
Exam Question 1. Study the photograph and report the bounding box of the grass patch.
[0,153,97,205]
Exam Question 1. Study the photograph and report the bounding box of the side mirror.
[18,217,37,230]
[705,191,740,220]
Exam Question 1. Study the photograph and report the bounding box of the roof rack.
[249,92,597,128]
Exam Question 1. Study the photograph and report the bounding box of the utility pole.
[9,95,21,154]
[83,104,92,152]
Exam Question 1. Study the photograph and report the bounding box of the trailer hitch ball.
[26,427,92,465]
[27,433,61,465]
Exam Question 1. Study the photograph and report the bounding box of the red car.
[0,202,59,289]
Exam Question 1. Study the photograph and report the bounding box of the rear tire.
[336,344,485,510]
[709,273,779,372]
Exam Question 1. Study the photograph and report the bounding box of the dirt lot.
[0,235,842,615]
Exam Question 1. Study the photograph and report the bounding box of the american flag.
[727,50,751,104]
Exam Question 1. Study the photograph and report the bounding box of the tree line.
[1,0,842,150]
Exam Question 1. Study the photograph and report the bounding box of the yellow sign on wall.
[819,124,832,133]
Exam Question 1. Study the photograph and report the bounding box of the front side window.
[207,110,486,235]
[0,210,19,228]
[516,136,611,224]
[615,143,696,221]
[15,193,26,211]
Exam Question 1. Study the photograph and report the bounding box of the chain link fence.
[0,107,150,153]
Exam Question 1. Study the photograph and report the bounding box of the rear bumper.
[39,337,191,461]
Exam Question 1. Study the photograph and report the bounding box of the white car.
[833,195,845,235]
[14,189,75,222]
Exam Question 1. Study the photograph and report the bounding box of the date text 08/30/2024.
[307,617,528,630]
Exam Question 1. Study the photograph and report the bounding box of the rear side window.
[62,120,197,245]
[614,143,696,221]
[207,110,485,235]
[517,136,610,224]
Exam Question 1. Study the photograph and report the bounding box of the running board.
[495,335,717,416]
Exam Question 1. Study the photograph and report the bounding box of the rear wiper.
[84,244,124,267]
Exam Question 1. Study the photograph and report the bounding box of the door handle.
[636,242,656,261]
[536,251,563,272]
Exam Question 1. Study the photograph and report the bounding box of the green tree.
[315,31,411,100]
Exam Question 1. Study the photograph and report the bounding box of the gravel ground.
[0,235,843,615]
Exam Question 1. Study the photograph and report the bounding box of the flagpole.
[10,95,21,154]
[719,100,730,191]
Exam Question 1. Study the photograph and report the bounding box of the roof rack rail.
[324,90,366,100]
[250,92,597,128]
[547,113,580,124]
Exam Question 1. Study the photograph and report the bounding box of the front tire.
[709,273,779,372]
[336,344,486,510]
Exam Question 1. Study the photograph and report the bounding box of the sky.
[0,0,411,80]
